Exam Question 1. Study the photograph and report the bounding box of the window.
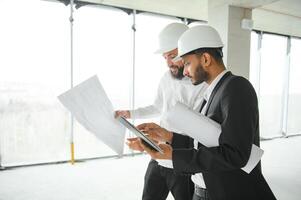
[250,31,301,139]
[0,0,70,165]
[0,0,205,166]
[287,38,301,135]
[259,33,287,138]
[73,5,132,158]
[249,32,260,94]
[134,13,181,125]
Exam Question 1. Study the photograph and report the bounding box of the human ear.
[202,53,211,67]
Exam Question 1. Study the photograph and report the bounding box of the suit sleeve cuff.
[172,148,197,174]
[171,133,190,149]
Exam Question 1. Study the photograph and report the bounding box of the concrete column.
[208,2,252,79]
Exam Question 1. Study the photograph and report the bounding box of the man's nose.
[167,60,173,67]
[183,66,189,77]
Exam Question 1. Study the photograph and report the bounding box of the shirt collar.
[203,70,228,101]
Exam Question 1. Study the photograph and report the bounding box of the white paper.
[165,102,264,173]
[156,159,173,169]
[164,102,221,147]
[58,75,125,155]
[241,145,264,173]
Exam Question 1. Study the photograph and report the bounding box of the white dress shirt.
[130,70,207,168]
[191,70,228,189]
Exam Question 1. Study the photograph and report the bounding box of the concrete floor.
[0,136,300,200]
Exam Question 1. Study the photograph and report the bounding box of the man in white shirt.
[115,23,207,200]
[137,25,276,200]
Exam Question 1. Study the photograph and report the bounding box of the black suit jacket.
[171,72,276,200]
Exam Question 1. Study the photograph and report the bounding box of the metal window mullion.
[131,10,136,119]
[281,36,291,137]
[128,10,136,155]
[257,32,263,106]
[69,0,75,163]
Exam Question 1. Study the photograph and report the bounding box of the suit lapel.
[204,71,232,116]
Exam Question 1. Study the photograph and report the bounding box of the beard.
[192,63,208,85]
[169,65,184,80]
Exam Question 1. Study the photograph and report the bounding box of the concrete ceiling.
[76,0,301,20]
[45,0,301,36]
[260,0,301,18]
[77,0,208,20]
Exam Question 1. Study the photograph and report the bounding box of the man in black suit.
[137,25,276,200]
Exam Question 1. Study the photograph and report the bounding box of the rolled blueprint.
[165,102,264,174]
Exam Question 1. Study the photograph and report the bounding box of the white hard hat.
[154,23,189,54]
[174,25,224,61]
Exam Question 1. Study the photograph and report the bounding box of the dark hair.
[186,47,224,64]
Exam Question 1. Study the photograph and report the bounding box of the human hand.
[136,123,173,143]
[115,110,131,118]
[141,142,172,160]
[126,137,144,152]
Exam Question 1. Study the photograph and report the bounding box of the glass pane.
[73,6,132,158]
[249,31,260,94]
[0,0,70,166]
[259,34,287,138]
[134,13,181,126]
[287,38,301,135]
